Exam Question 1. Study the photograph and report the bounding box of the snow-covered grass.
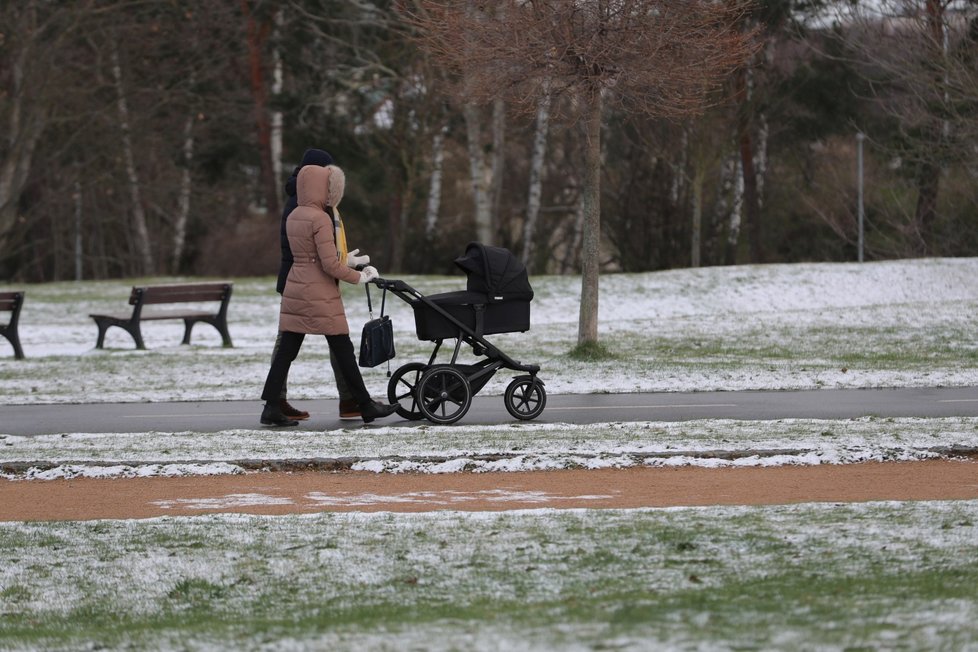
[3,259,978,650]
[3,416,978,480]
[2,502,978,650]
[2,257,977,404]
[2,256,977,477]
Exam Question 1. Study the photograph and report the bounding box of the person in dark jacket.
[272,148,369,421]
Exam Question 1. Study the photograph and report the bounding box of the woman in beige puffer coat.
[259,164,399,426]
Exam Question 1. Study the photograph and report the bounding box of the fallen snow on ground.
[149,489,618,511]
[2,416,975,479]
[5,462,245,481]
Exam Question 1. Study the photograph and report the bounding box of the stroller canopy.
[454,242,534,303]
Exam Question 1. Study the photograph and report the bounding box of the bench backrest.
[130,283,232,306]
[0,291,24,314]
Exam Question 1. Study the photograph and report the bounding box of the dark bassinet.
[412,243,534,341]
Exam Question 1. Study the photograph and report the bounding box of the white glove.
[358,266,379,284]
[347,248,370,268]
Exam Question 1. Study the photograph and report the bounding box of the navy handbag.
[359,284,395,368]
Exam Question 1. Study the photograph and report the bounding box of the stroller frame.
[372,277,546,425]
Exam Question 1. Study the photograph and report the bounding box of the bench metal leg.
[94,318,111,349]
[181,319,195,346]
[216,318,233,348]
[0,328,24,359]
[183,317,233,347]
[93,318,145,350]
[130,323,146,350]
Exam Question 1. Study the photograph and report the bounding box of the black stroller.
[371,242,546,425]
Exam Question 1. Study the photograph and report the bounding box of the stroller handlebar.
[371,277,406,291]
[368,277,424,303]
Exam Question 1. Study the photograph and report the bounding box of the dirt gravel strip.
[3,459,978,521]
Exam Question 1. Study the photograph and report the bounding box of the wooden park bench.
[0,291,25,359]
[90,282,233,350]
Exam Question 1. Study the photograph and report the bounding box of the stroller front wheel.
[417,366,472,425]
[387,363,428,421]
[504,376,547,421]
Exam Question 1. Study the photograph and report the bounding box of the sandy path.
[3,458,978,521]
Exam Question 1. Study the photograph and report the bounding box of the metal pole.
[73,179,83,281]
[856,132,865,263]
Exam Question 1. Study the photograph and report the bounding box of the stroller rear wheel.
[417,366,472,425]
[387,363,428,421]
[504,376,547,421]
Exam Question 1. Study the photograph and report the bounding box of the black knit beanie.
[300,148,334,167]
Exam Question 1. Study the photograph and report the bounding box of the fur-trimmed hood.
[297,164,345,210]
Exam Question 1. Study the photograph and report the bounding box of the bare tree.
[463,102,496,245]
[288,0,440,272]
[110,42,155,275]
[735,58,764,264]
[241,1,280,218]
[687,117,731,268]
[424,122,449,238]
[521,92,553,271]
[403,0,757,346]
[172,94,196,274]
[488,97,507,244]
[840,0,978,255]
[0,2,92,270]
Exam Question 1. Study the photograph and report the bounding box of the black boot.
[325,335,399,424]
[360,400,400,424]
[261,402,299,427]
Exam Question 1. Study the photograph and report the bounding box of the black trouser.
[262,332,371,407]
[272,331,353,402]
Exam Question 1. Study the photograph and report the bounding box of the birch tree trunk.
[488,97,506,243]
[463,103,493,245]
[73,177,83,281]
[270,8,285,189]
[111,44,155,275]
[690,164,705,268]
[387,180,414,272]
[0,112,46,264]
[578,94,603,346]
[755,112,768,210]
[725,157,744,265]
[736,64,763,264]
[172,111,195,273]
[561,192,585,275]
[521,93,551,272]
[710,155,732,265]
[671,125,688,205]
[424,124,448,238]
[398,191,411,265]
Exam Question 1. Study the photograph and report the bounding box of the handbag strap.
[364,283,389,319]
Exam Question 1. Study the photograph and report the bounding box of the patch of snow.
[152,493,294,510]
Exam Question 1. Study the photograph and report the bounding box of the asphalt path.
[2,386,978,437]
